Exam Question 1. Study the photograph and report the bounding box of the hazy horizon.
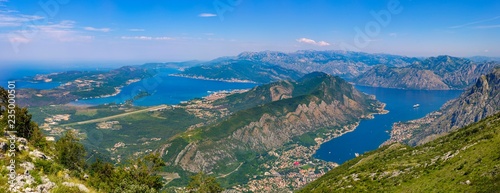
[1,49,499,68]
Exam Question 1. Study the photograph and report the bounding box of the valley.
[2,51,499,192]
[1,1,499,192]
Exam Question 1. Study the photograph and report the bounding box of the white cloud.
[155,36,174,40]
[296,38,331,46]
[15,20,94,42]
[450,15,500,29]
[121,36,175,40]
[317,41,330,46]
[198,13,217,17]
[0,11,44,27]
[128,28,145,32]
[389,33,398,37]
[84,26,111,32]
[474,25,500,29]
[121,36,151,40]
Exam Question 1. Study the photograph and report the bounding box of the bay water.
[314,86,463,164]
[71,69,257,106]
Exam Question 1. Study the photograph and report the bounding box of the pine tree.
[186,172,224,193]
[56,130,86,171]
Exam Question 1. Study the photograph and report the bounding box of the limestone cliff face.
[385,68,500,146]
[355,65,449,90]
[424,56,498,89]
[165,72,384,173]
[354,56,498,90]
[269,83,293,101]
[229,98,362,151]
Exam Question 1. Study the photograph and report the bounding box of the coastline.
[310,105,389,164]
[78,78,142,101]
[352,83,466,91]
[313,122,360,165]
[169,74,258,84]
[241,105,391,192]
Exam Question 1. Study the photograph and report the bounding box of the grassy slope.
[162,73,380,187]
[298,112,500,193]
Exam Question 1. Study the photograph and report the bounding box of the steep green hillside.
[214,72,361,112]
[298,112,500,193]
[160,72,385,189]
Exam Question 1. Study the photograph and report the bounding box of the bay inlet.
[314,86,463,164]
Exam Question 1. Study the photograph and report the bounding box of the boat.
[413,104,420,108]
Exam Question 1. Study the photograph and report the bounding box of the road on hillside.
[60,105,169,126]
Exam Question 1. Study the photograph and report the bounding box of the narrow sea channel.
[314,86,462,164]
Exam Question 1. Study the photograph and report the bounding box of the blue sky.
[0,0,499,64]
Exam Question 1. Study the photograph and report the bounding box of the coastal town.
[234,123,359,192]
[31,87,374,192]
[382,111,443,146]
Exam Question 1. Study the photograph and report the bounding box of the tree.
[129,153,165,190]
[0,87,47,148]
[88,159,116,191]
[55,130,86,171]
[87,153,166,192]
[0,87,6,133]
[0,87,7,113]
[186,172,224,193]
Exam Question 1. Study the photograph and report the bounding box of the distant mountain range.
[175,51,499,90]
[160,72,385,187]
[235,50,420,79]
[468,56,500,62]
[175,50,421,82]
[385,67,500,146]
[355,56,498,90]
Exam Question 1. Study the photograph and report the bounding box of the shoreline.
[310,104,390,164]
[169,74,258,84]
[241,106,391,191]
[314,122,360,165]
[352,83,466,91]
[74,78,142,103]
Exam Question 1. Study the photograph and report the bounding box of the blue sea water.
[0,63,110,89]
[314,86,463,164]
[71,69,257,106]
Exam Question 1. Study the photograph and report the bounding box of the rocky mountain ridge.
[384,67,500,146]
[177,50,420,82]
[355,55,499,90]
[236,50,420,79]
[160,72,385,188]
